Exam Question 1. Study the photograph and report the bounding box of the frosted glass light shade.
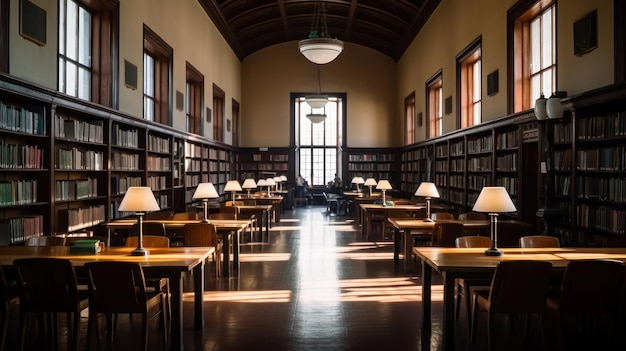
[299,38,344,65]
[224,180,242,192]
[307,113,327,124]
[415,182,440,198]
[534,94,547,120]
[118,187,160,212]
[473,187,517,213]
[265,178,276,186]
[546,96,563,119]
[257,179,267,187]
[305,95,329,109]
[280,175,288,182]
[192,183,219,199]
[376,180,392,191]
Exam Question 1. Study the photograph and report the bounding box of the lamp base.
[131,247,150,256]
[423,218,434,222]
[201,218,211,224]
[484,247,503,256]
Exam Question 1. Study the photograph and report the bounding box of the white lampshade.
[118,187,160,212]
[299,38,344,65]
[280,175,288,182]
[376,180,393,191]
[273,176,282,183]
[192,182,219,199]
[473,187,517,213]
[546,95,563,119]
[364,178,377,187]
[241,178,257,190]
[305,95,329,109]
[265,178,276,186]
[307,113,327,124]
[534,93,547,120]
[351,177,365,185]
[257,179,268,187]
[224,180,242,192]
[415,182,440,198]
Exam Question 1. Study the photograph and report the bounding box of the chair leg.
[470,296,479,349]
[141,312,148,351]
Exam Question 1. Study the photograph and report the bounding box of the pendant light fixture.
[305,64,327,124]
[298,1,343,65]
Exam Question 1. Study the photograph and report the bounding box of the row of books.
[496,154,518,172]
[110,176,142,195]
[554,149,572,171]
[467,174,492,191]
[57,148,104,170]
[0,215,43,245]
[576,147,626,171]
[147,134,171,153]
[55,116,104,143]
[0,142,43,169]
[467,134,493,153]
[576,176,626,202]
[147,155,171,171]
[348,154,395,162]
[576,204,626,235]
[467,156,493,172]
[110,152,139,171]
[111,124,139,148]
[496,130,519,150]
[496,176,518,195]
[555,175,571,197]
[0,103,46,135]
[449,175,465,188]
[348,163,376,171]
[58,205,106,232]
[435,144,448,158]
[185,142,202,158]
[450,140,464,156]
[184,158,201,172]
[55,178,98,201]
[576,112,626,140]
[147,175,167,190]
[0,180,38,206]
[553,122,572,143]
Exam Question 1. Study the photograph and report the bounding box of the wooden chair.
[471,260,553,351]
[458,212,487,220]
[519,235,560,248]
[219,205,240,218]
[183,223,223,277]
[144,211,173,220]
[85,261,167,351]
[172,211,199,220]
[14,258,89,351]
[454,236,492,322]
[496,221,534,248]
[209,212,237,220]
[0,266,18,351]
[431,212,454,220]
[125,235,170,248]
[431,222,464,247]
[129,222,167,237]
[548,259,624,350]
[25,236,65,246]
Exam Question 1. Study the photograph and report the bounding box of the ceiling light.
[298,1,343,65]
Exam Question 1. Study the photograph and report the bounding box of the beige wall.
[398,0,615,143]
[241,42,397,148]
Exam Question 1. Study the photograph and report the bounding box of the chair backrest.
[458,212,487,220]
[183,223,219,247]
[25,236,66,246]
[219,206,240,217]
[125,235,170,248]
[431,212,454,220]
[225,201,244,206]
[172,211,198,220]
[144,211,173,220]
[85,261,149,313]
[487,260,553,314]
[455,235,492,248]
[129,222,167,237]
[557,259,624,315]
[432,222,464,247]
[14,258,80,312]
[496,221,534,248]
[519,235,560,248]
[209,212,237,220]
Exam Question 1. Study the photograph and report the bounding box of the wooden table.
[387,218,490,271]
[414,247,626,351]
[252,196,283,223]
[0,245,214,351]
[235,204,272,241]
[359,203,426,242]
[105,219,250,277]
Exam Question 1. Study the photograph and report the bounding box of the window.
[458,38,482,128]
[509,1,556,112]
[143,25,172,125]
[427,72,443,138]
[213,84,225,142]
[58,0,118,106]
[232,99,240,147]
[186,63,203,135]
[405,92,416,145]
[294,95,344,186]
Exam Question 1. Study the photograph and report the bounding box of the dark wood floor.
[6,206,616,350]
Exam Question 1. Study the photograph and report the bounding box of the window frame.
[185,62,203,135]
[426,71,443,139]
[405,92,416,145]
[213,84,225,142]
[232,99,240,147]
[143,25,172,125]
[457,37,482,129]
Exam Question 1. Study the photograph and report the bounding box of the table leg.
[442,272,456,351]
[193,262,205,329]
[421,258,432,351]
[222,232,230,277]
[393,227,401,265]
[233,229,240,271]
[169,273,184,351]
[404,229,413,273]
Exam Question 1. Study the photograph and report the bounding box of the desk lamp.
[224,180,242,203]
[472,186,517,256]
[415,182,440,222]
[192,182,219,223]
[118,186,160,256]
[376,180,393,206]
[265,178,276,197]
[274,176,282,191]
[257,179,267,196]
[351,176,364,192]
[364,178,377,197]
[241,178,257,197]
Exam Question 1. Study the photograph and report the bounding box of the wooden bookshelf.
[238,147,292,182]
[344,148,398,187]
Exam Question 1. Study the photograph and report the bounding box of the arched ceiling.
[198,0,441,61]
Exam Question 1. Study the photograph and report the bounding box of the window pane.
[530,18,540,75]
[312,121,324,145]
[144,97,154,121]
[541,9,553,69]
[531,74,541,102]
[78,7,91,66]
[66,0,78,61]
[66,62,77,97]
[312,148,324,185]
[58,58,65,92]
[473,101,481,125]
[78,67,90,100]
[325,148,336,184]
[542,68,553,96]
[144,54,155,97]
[59,0,65,55]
